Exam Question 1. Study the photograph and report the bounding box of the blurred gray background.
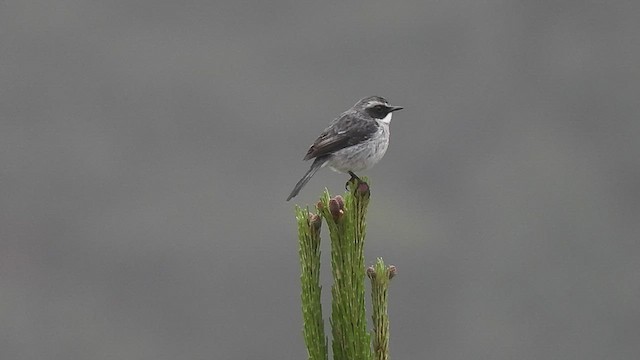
[1,1,639,359]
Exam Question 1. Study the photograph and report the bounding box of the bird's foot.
[345,171,363,190]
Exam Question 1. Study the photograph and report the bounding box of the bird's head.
[354,96,403,123]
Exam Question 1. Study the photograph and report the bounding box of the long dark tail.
[286,156,330,201]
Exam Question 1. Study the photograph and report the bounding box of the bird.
[286,96,403,201]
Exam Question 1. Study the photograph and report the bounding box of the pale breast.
[328,123,390,173]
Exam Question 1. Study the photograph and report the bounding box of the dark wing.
[303,112,379,160]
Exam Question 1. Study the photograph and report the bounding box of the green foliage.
[318,177,371,360]
[295,178,395,360]
[368,258,396,360]
[296,208,328,360]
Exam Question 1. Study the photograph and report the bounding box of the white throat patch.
[379,112,393,124]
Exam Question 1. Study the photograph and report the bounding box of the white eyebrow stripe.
[366,101,387,107]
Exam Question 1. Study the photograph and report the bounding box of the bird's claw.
[345,171,362,190]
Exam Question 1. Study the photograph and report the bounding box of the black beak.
[389,106,403,112]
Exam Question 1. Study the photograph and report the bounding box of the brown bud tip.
[309,213,321,230]
[316,201,324,211]
[388,265,397,279]
[367,266,376,279]
[328,198,343,220]
[328,198,339,213]
[357,182,370,195]
[334,195,345,210]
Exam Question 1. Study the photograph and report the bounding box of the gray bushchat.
[286,96,403,201]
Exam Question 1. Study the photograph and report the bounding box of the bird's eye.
[366,104,389,118]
